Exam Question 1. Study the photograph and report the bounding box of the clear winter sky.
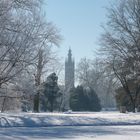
[44,0,110,63]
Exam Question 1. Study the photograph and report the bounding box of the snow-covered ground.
[0,111,140,127]
[0,111,140,140]
[0,125,140,140]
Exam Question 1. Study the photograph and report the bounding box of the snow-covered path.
[0,125,140,140]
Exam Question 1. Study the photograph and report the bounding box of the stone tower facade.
[65,49,75,90]
[64,49,75,109]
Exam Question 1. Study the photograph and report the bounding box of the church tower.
[65,48,75,90]
[64,48,75,109]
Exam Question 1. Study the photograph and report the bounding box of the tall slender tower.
[64,48,75,109]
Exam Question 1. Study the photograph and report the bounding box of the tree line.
[0,0,102,113]
[75,0,140,113]
[1,0,140,113]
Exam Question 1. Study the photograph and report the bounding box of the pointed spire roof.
[68,48,72,61]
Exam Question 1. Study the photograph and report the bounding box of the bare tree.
[100,0,140,112]
[33,22,62,112]
[0,0,43,87]
[76,58,116,108]
[0,0,43,112]
[0,0,62,112]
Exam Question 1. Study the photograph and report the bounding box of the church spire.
[65,48,75,89]
[65,48,75,110]
[68,48,72,62]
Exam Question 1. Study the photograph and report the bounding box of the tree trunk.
[50,100,54,112]
[33,93,40,112]
[132,103,136,113]
[33,49,43,112]
[1,97,6,112]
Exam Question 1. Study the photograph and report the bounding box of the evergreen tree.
[70,85,101,111]
[42,73,62,112]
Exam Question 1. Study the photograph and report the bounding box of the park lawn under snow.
[0,125,140,140]
[0,112,140,140]
[0,111,140,127]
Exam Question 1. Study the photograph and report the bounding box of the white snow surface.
[0,111,140,127]
[0,125,140,140]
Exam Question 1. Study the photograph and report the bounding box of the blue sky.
[44,0,110,63]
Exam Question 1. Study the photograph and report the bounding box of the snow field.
[0,111,140,127]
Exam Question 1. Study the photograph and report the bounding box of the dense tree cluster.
[76,58,116,108]
[115,80,140,112]
[41,73,62,112]
[70,86,101,111]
